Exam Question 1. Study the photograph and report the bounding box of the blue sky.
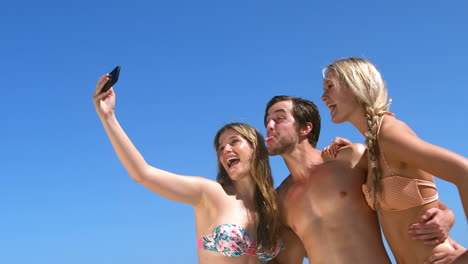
[1,1,467,263]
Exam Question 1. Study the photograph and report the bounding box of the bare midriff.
[380,201,455,264]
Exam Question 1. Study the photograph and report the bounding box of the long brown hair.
[214,123,280,251]
[324,58,391,210]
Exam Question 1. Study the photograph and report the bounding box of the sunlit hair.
[264,95,321,148]
[323,58,392,210]
[214,123,281,252]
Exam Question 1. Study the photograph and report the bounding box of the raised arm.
[92,75,215,206]
[379,121,468,218]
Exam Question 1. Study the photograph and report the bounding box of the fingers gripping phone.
[100,66,121,94]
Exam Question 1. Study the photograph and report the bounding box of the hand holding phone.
[100,66,121,94]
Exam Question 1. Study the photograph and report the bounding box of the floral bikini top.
[197,224,283,263]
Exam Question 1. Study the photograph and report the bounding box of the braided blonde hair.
[324,58,392,210]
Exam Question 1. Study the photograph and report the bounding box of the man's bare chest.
[280,178,363,229]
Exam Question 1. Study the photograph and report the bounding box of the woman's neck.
[231,176,256,206]
[348,107,369,136]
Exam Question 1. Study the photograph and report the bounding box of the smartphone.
[100,66,121,94]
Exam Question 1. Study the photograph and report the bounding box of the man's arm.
[453,250,468,264]
[424,238,467,264]
[268,226,306,264]
[409,200,455,245]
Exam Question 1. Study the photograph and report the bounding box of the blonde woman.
[93,74,282,264]
[321,58,467,263]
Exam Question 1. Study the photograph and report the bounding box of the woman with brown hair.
[92,74,282,264]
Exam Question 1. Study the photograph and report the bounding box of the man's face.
[264,100,299,156]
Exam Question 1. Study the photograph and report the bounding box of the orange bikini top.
[362,176,438,211]
[362,114,439,211]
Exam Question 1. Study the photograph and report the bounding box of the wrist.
[99,111,117,123]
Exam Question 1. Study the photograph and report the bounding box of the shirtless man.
[263,95,455,264]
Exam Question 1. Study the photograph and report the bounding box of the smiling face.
[321,71,362,124]
[217,129,254,181]
[264,100,300,156]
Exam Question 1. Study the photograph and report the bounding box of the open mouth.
[227,156,240,168]
[327,104,336,115]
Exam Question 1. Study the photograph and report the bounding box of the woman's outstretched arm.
[93,74,217,206]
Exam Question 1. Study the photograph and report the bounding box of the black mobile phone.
[100,66,121,94]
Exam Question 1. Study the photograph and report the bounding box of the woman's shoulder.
[194,178,233,212]
[182,176,228,202]
[377,115,429,161]
[198,177,227,193]
[379,115,417,143]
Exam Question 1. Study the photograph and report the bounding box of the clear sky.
[1,1,467,263]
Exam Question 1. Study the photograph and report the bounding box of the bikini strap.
[377,113,397,176]
[416,180,439,204]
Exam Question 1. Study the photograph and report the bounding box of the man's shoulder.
[337,143,366,156]
[276,174,292,197]
[334,143,367,169]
